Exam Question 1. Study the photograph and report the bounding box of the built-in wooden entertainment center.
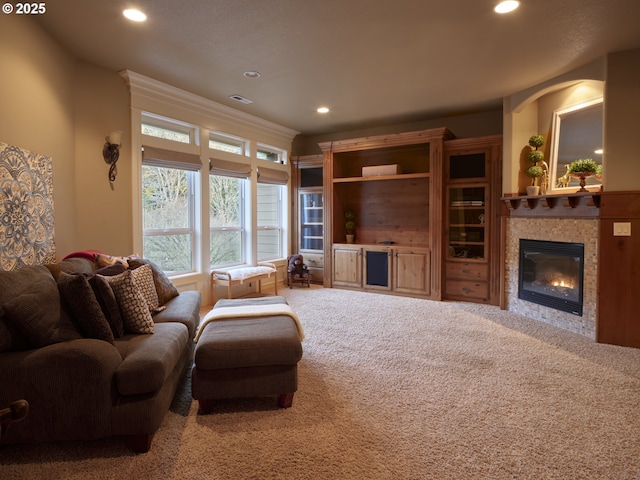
[296,127,503,305]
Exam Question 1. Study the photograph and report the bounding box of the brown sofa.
[0,256,201,452]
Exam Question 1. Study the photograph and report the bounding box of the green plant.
[525,134,545,186]
[344,210,356,235]
[569,158,598,173]
[527,150,544,163]
[527,165,543,178]
[528,134,545,149]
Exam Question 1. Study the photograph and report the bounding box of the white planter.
[526,185,540,196]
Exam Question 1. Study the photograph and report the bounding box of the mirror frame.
[548,97,603,194]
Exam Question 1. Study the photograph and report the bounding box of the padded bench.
[191,296,304,412]
[210,263,278,304]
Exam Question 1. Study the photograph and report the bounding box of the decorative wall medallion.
[0,142,56,271]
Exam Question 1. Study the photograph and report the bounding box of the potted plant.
[525,134,546,196]
[344,209,356,244]
[568,158,598,192]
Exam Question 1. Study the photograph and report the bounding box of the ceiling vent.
[229,94,253,104]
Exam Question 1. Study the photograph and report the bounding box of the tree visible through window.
[142,165,195,273]
[210,175,244,267]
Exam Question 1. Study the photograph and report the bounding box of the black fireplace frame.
[518,239,585,316]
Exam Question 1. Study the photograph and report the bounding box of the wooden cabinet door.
[393,248,430,295]
[332,246,362,287]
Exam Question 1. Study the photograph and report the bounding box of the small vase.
[346,234,355,244]
[570,172,595,193]
[526,185,540,196]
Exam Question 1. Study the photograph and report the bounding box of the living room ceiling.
[36,0,640,136]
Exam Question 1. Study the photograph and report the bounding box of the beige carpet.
[2,286,640,479]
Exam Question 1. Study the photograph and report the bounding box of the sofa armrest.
[0,339,122,442]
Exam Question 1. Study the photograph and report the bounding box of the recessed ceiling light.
[317,107,330,114]
[243,71,261,79]
[494,1,520,14]
[123,9,147,22]
[594,149,603,155]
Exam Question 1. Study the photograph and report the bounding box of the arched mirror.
[548,97,603,194]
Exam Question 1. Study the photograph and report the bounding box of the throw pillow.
[131,264,161,312]
[88,274,125,338]
[103,270,154,334]
[57,272,115,344]
[94,263,127,277]
[94,253,129,269]
[128,258,179,305]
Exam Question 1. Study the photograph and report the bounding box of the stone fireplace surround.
[505,216,598,339]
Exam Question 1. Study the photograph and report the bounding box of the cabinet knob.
[462,269,471,274]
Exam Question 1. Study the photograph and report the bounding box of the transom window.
[142,112,197,144]
[257,143,286,164]
[209,132,248,156]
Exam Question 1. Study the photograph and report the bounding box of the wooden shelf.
[502,192,601,218]
[333,172,430,183]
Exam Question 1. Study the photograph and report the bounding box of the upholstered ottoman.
[192,297,304,413]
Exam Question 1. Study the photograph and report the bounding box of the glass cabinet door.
[300,191,323,251]
[447,186,486,260]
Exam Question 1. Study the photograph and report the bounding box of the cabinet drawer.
[304,253,324,267]
[445,279,489,300]
[446,262,488,281]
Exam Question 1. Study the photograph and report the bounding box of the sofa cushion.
[88,274,125,338]
[57,272,115,344]
[153,290,201,338]
[131,264,161,312]
[1,268,81,348]
[128,257,179,305]
[104,270,154,334]
[113,322,188,396]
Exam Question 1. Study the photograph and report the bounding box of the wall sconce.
[103,130,122,182]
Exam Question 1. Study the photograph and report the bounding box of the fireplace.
[518,239,584,316]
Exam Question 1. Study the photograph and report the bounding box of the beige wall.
[0,15,76,257]
[74,63,132,255]
[1,15,132,260]
[605,49,640,191]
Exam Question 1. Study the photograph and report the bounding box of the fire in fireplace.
[518,239,584,315]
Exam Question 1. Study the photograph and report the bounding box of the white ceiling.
[36,0,640,136]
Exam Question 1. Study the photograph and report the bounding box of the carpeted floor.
[2,286,640,479]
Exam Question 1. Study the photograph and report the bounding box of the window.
[210,175,245,267]
[256,183,283,261]
[257,143,286,164]
[142,113,196,144]
[209,132,247,156]
[142,164,196,273]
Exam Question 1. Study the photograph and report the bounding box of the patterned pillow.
[103,270,154,334]
[94,253,129,269]
[57,272,114,344]
[131,264,162,313]
[127,257,179,305]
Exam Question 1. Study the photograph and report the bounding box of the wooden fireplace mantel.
[501,192,601,218]
[503,190,640,348]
